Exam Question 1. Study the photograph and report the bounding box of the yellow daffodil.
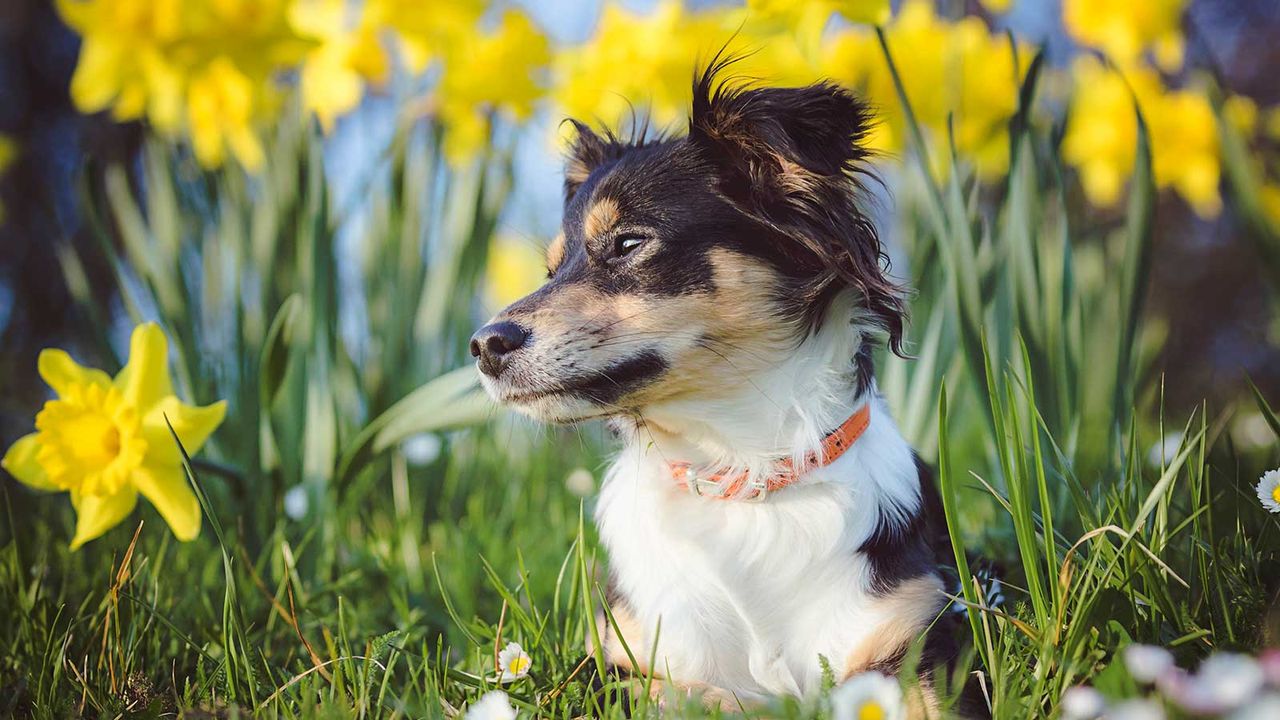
[749,0,889,27]
[291,0,390,132]
[822,0,1027,181]
[0,133,15,223]
[1,324,226,549]
[1150,87,1220,217]
[828,0,891,25]
[1260,184,1280,231]
[978,0,1014,13]
[1223,94,1258,136]
[554,1,711,134]
[58,0,185,125]
[372,0,485,74]
[47,0,1247,207]
[1062,57,1140,208]
[1266,107,1280,142]
[553,1,822,146]
[748,0,889,59]
[1063,57,1222,217]
[0,134,14,168]
[435,9,549,163]
[1063,0,1187,72]
[186,57,266,170]
[949,14,1025,179]
[57,0,310,171]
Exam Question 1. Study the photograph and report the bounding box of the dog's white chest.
[595,445,899,699]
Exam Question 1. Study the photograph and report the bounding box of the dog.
[470,59,958,714]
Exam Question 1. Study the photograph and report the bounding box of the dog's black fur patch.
[859,453,949,595]
[570,350,669,405]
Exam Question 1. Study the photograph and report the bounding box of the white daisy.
[465,690,516,720]
[1146,432,1184,468]
[1061,685,1107,720]
[1199,653,1266,707]
[1234,413,1277,450]
[1256,469,1280,513]
[830,671,904,720]
[1229,692,1280,720]
[283,485,309,520]
[565,467,595,497]
[401,432,443,466]
[1123,644,1175,684]
[497,642,532,683]
[1170,653,1265,714]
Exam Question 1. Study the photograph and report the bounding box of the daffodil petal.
[133,464,201,542]
[68,37,125,113]
[1,433,58,491]
[70,487,138,550]
[55,0,94,31]
[37,349,112,396]
[114,323,174,410]
[142,396,228,466]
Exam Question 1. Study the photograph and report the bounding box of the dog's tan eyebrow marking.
[583,197,621,240]
[547,232,566,272]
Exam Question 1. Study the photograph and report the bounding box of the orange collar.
[669,404,871,500]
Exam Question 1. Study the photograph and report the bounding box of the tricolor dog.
[471,59,958,714]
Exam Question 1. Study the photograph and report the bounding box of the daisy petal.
[1,433,58,490]
[1124,644,1174,683]
[142,396,228,466]
[114,323,174,411]
[70,487,138,550]
[37,349,112,396]
[1257,469,1280,514]
[133,464,201,541]
[464,690,516,720]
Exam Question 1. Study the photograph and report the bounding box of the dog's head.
[471,62,904,424]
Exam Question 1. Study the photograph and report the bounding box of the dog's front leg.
[590,605,752,712]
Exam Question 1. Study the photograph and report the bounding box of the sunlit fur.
[473,60,954,713]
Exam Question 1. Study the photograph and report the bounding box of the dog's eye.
[613,234,646,259]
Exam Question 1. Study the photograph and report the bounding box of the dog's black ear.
[563,120,612,203]
[688,62,904,355]
[689,73,876,195]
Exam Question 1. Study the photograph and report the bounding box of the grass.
[2,45,1280,720]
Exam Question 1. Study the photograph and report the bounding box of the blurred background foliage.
[0,0,1279,716]
[1,0,1278,435]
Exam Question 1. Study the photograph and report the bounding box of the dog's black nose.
[469,321,529,377]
